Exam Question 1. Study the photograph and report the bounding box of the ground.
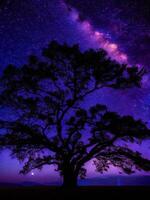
[0,186,150,200]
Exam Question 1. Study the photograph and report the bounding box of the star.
[31,172,35,176]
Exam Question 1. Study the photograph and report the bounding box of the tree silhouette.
[0,41,150,188]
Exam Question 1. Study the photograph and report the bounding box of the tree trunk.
[62,168,78,188]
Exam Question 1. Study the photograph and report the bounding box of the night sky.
[0,0,150,184]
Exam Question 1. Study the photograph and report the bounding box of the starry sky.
[0,0,150,184]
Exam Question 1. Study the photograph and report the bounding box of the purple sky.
[0,0,150,184]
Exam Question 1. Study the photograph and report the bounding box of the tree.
[0,41,150,188]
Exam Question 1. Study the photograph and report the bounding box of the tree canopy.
[0,41,150,187]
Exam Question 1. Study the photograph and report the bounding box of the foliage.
[0,41,149,187]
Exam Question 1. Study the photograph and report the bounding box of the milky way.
[61,0,128,63]
[0,0,150,183]
[65,0,150,67]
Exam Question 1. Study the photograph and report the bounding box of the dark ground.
[0,186,150,200]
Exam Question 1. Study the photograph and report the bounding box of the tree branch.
[74,136,118,171]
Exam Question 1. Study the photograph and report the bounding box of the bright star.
[31,172,34,176]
